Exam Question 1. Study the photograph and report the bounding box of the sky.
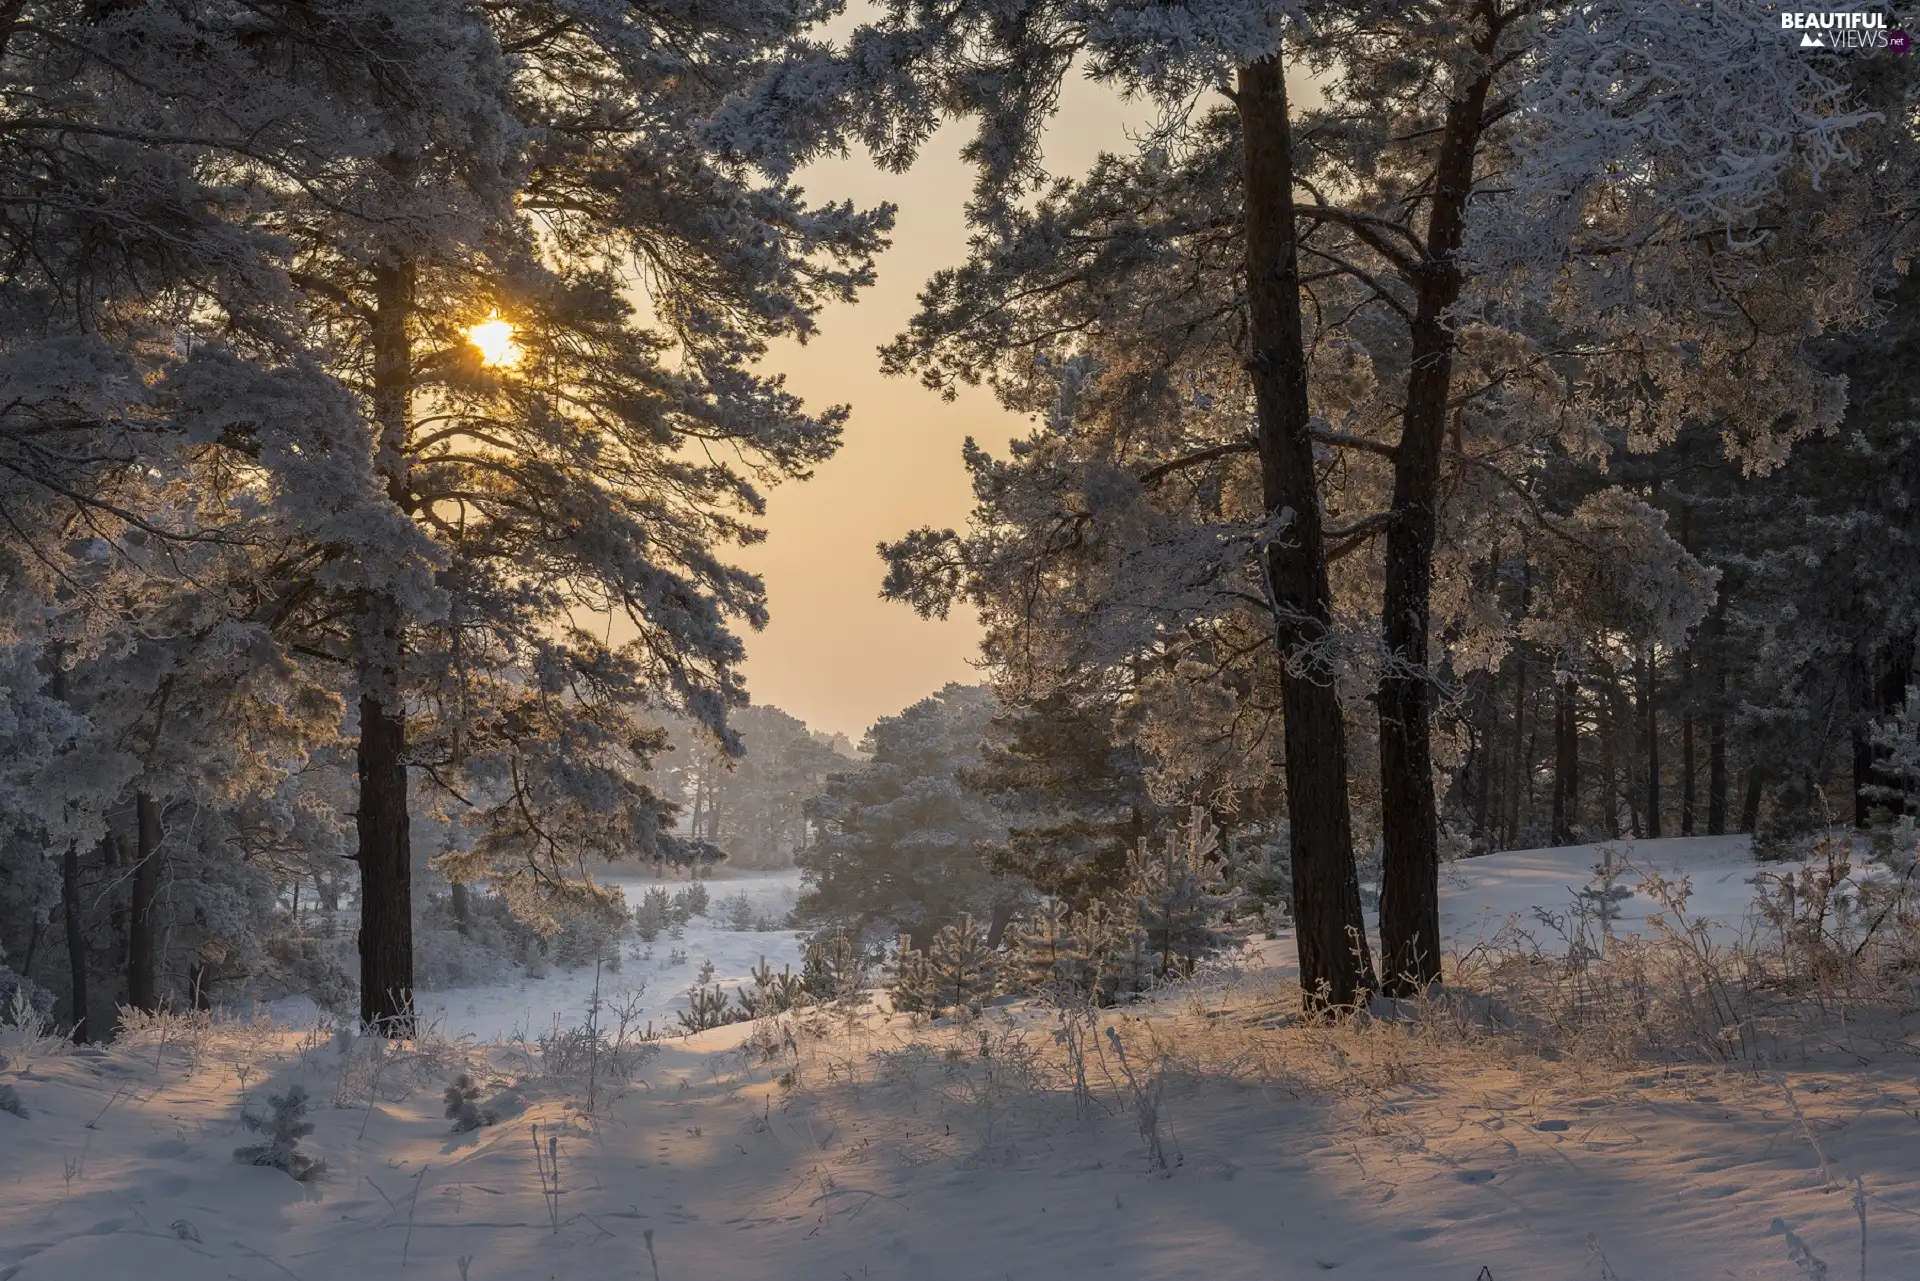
[728,82,1152,742]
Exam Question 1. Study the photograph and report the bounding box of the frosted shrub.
[675,985,742,1033]
[2,984,68,1063]
[0,1083,25,1118]
[0,970,53,1027]
[443,1074,498,1132]
[718,891,757,931]
[234,1084,325,1181]
[550,904,627,972]
[738,957,806,1018]
[800,930,871,1006]
[890,915,996,1017]
[634,887,675,941]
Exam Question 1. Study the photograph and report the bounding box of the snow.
[270,870,805,1043]
[1440,834,1762,953]
[7,838,1920,1280]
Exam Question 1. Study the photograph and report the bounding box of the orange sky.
[733,83,1151,741]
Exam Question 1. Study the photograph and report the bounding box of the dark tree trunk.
[1375,0,1505,996]
[1237,55,1374,1010]
[1551,675,1579,845]
[985,902,1018,951]
[1595,677,1618,837]
[357,254,417,1036]
[1469,669,1496,844]
[1682,706,1697,836]
[1638,650,1661,839]
[1708,711,1728,835]
[1855,641,1914,823]
[1503,650,1529,849]
[1469,546,1501,845]
[128,791,164,1012]
[1740,765,1766,834]
[1678,511,1696,836]
[357,691,414,1033]
[62,840,90,1042]
[450,880,472,936]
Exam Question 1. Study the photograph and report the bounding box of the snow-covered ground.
[270,869,804,1043]
[1440,833,1762,951]
[7,837,1920,1281]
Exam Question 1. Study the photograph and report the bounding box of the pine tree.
[234,1084,325,1181]
[796,686,1016,946]
[255,0,893,1033]
[1131,810,1244,983]
[890,915,996,1017]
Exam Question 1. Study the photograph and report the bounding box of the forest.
[3,3,1920,1278]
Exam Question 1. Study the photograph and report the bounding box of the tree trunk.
[1740,765,1766,834]
[1503,650,1529,848]
[1551,674,1579,845]
[1237,55,1374,1010]
[1469,669,1496,845]
[1593,678,1614,837]
[1375,4,1501,997]
[1638,649,1661,839]
[1708,711,1728,835]
[357,254,417,1036]
[128,791,164,1012]
[1682,706,1697,836]
[62,840,90,1042]
[450,880,472,935]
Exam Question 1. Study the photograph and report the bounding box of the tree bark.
[1740,765,1766,834]
[1375,2,1501,996]
[1503,650,1529,848]
[1708,711,1728,835]
[357,254,417,1036]
[1236,55,1374,1010]
[128,791,164,1012]
[1596,677,1619,838]
[62,839,90,1042]
[1638,649,1661,839]
[1682,705,1697,836]
[450,880,472,936]
[1551,674,1579,845]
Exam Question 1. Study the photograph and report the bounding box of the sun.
[466,312,520,368]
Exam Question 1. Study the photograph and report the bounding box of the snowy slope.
[7,837,1920,1281]
[1440,834,1761,952]
[269,870,804,1043]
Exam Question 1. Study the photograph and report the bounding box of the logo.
[1781,10,1901,51]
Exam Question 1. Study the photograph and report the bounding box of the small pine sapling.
[896,915,996,1016]
[1008,900,1097,1002]
[443,1074,498,1132]
[1131,809,1245,982]
[887,935,935,1014]
[738,957,805,1017]
[675,985,738,1033]
[234,1083,325,1180]
[634,887,674,941]
[800,930,869,1006]
[1572,849,1634,959]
